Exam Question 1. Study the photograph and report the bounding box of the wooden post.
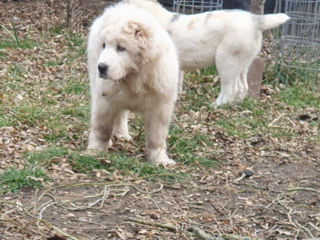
[250,0,266,14]
[247,0,266,99]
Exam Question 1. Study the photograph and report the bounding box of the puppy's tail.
[256,13,290,31]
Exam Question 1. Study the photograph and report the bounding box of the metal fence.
[173,0,223,13]
[272,0,320,90]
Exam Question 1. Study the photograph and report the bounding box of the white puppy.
[124,0,290,105]
[87,2,179,166]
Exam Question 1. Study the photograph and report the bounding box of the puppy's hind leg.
[238,69,248,101]
[143,103,175,167]
[113,110,132,141]
[213,50,241,106]
[233,70,248,102]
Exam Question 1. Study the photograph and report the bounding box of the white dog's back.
[126,0,289,105]
[168,10,289,70]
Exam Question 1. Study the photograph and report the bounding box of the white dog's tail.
[257,13,290,31]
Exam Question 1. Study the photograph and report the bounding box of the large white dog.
[125,0,290,105]
[87,2,179,166]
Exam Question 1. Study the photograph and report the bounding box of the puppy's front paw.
[212,98,222,107]
[213,93,234,106]
[158,157,176,168]
[148,148,176,168]
[87,139,112,151]
[153,157,176,168]
[113,131,133,141]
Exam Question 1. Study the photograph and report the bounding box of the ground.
[0,1,319,240]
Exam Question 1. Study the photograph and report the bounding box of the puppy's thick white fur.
[87,3,179,166]
[125,0,289,105]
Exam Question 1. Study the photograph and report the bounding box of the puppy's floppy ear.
[123,21,150,47]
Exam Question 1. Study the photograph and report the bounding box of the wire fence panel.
[173,0,223,13]
[272,0,320,90]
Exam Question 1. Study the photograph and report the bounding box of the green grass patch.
[0,107,15,127]
[0,51,7,59]
[182,75,218,111]
[200,66,218,76]
[275,64,319,90]
[12,104,46,126]
[48,25,65,35]
[0,36,36,50]
[271,128,296,139]
[215,118,248,138]
[69,152,105,173]
[1,104,46,127]
[6,64,24,82]
[169,125,218,168]
[44,60,62,67]
[264,60,320,92]
[27,147,68,165]
[0,40,17,49]
[61,105,89,119]
[24,147,179,179]
[67,32,85,48]
[64,77,89,95]
[0,165,48,194]
[214,98,268,138]
[236,98,264,115]
[181,66,221,112]
[43,130,68,143]
[69,151,179,179]
[277,85,320,109]
[66,32,86,58]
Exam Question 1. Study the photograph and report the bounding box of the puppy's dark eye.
[117,45,125,52]
[102,43,105,49]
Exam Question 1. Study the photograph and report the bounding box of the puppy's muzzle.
[98,63,108,78]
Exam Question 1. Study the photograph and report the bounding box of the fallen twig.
[1,201,81,240]
[126,217,253,240]
[275,192,317,238]
[1,174,174,240]
[219,234,252,240]
[268,113,285,127]
[294,220,314,239]
[185,226,215,240]
[125,217,177,232]
[288,187,320,194]
[133,183,163,194]
[308,222,320,232]
[233,173,246,183]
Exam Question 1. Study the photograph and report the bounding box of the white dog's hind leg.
[213,75,240,106]
[238,70,248,101]
[213,49,242,106]
[143,103,175,167]
[113,110,132,141]
[234,75,244,101]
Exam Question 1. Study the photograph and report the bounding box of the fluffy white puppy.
[87,2,179,166]
[125,0,290,105]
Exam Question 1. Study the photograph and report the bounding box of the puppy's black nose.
[98,63,108,76]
